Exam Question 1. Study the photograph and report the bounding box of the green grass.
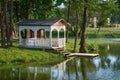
[86,27,120,38]
[66,27,120,53]
[0,40,64,64]
[66,38,112,53]
[69,27,120,38]
[66,39,80,52]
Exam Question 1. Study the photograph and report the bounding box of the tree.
[111,0,120,23]
[14,0,20,22]
[9,0,13,46]
[60,0,84,52]
[79,0,88,53]
[0,1,6,47]
[26,0,54,19]
[70,0,82,52]
[66,0,70,43]
[4,0,9,46]
[4,0,14,46]
[97,0,118,26]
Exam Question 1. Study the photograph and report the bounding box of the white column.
[58,30,59,47]
[64,29,66,46]
[19,28,22,46]
[50,30,52,48]
[34,31,37,48]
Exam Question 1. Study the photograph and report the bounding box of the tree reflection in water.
[80,58,87,80]
[74,58,79,80]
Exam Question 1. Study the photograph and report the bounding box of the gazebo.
[18,19,69,49]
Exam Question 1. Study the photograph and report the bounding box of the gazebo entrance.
[18,19,68,49]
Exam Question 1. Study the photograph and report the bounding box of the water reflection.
[1,43,120,80]
[99,44,110,57]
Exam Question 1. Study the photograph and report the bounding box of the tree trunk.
[73,7,79,52]
[13,0,19,38]
[73,30,78,52]
[66,0,70,43]
[15,0,20,22]
[80,58,87,80]
[25,0,30,19]
[9,0,13,46]
[79,0,88,53]
[4,0,10,46]
[74,58,79,80]
[25,1,30,37]
[0,3,6,47]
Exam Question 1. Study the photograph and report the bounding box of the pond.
[0,42,120,80]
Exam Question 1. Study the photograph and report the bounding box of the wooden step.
[53,48,64,51]
[59,51,65,54]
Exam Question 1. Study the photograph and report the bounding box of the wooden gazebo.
[18,19,69,49]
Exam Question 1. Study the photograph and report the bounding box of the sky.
[58,3,65,8]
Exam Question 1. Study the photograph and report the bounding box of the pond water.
[0,42,120,80]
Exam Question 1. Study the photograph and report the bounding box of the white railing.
[52,38,58,47]
[36,38,50,47]
[20,38,34,46]
[52,38,65,47]
[58,38,65,47]
[20,38,50,48]
[20,38,65,48]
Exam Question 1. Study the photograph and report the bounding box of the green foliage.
[66,39,80,52]
[19,0,54,19]
[98,43,109,57]
[97,0,118,26]
[86,40,98,53]
[66,38,105,53]
[55,0,65,7]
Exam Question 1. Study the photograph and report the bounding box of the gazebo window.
[52,29,58,47]
[37,29,45,38]
[59,29,64,38]
[45,31,50,38]
[20,29,34,39]
[52,29,58,38]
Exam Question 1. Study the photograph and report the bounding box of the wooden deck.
[65,53,99,58]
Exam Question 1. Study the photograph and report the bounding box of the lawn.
[0,39,64,64]
[86,27,120,38]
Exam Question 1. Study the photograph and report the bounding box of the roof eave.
[52,19,71,26]
[18,24,51,26]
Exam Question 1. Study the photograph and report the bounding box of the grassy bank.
[0,40,64,64]
[0,47,63,64]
